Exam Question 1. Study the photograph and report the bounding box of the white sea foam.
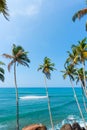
[19,95,47,100]
[55,115,87,130]
[0,124,7,130]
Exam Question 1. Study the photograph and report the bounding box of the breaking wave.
[0,124,7,130]
[54,115,87,130]
[19,95,47,100]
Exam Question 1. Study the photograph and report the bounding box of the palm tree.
[0,61,5,82]
[61,64,87,129]
[64,48,79,68]
[38,57,56,130]
[3,44,30,130]
[72,38,87,97]
[0,0,9,20]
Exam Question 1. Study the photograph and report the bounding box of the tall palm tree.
[0,61,5,82]
[3,44,30,130]
[61,64,87,129]
[72,38,87,97]
[0,0,9,20]
[38,57,56,130]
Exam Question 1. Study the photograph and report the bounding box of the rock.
[72,122,82,130]
[22,124,47,130]
[60,124,73,130]
[81,127,86,130]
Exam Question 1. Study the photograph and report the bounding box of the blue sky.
[0,0,87,87]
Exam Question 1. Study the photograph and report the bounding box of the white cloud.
[9,0,43,17]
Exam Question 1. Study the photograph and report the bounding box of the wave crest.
[19,95,47,100]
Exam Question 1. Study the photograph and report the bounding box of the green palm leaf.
[72,8,87,31]
[0,0,9,20]
[72,8,87,22]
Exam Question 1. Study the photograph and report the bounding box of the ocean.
[0,87,87,130]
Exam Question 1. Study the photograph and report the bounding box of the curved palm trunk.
[70,79,87,129]
[77,73,87,112]
[14,63,19,130]
[82,62,87,98]
[44,75,54,130]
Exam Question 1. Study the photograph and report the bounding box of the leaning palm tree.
[76,68,87,112]
[3,44,30,130]
[38,57,56,130]
[64,48,79,68]
[61,64,87,129]
[0,0,9,20]
[0,61,5,82]
[72,38,87,97]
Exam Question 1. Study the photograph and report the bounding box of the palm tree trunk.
[44,75,54,130]
[14,63,19,130]
[70,79,87,129]
[77,73,87,112]
[82,62,87,98]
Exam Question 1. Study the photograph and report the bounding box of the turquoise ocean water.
[0,87,87,130]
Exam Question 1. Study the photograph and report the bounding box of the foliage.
[38,57,56,79]
[0,0,9,20]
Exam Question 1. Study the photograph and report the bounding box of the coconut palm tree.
[38,57,56,130]
[3,44,30,130]
[61,64,87,128]
[0,0,9,20]
[0,61,5,82]
[72,38,87,97]
[64,48,79,68]
[65,39,87,111]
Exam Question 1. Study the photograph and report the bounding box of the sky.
[0,0,87,87]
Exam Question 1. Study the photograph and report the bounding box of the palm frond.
[0,67,4,74]
[63,73,67,79]
[19,55,30,63]
[72,8,87,22]
[17,59,29,67]
[49,66,56,71]
[0,61,5,65]
[0,73,4,82]
[8,60,14,72]
[3,53,14,59]
[0,0,9,20]
[37,65,44,71]
[16,50,24,58]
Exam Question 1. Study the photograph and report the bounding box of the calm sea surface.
[0,87,87,130]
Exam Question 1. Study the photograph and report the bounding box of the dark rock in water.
[60,122,86,130]
[36,125,47,130]
[81,127,86,130]
[60,124,73,130]
[72,122,83,130]
[22,124,47,130]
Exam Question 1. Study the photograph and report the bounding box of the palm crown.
[3,44,30,71]
[72,38,87,64]
[38,57,56,79]
[76,68,87,87]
